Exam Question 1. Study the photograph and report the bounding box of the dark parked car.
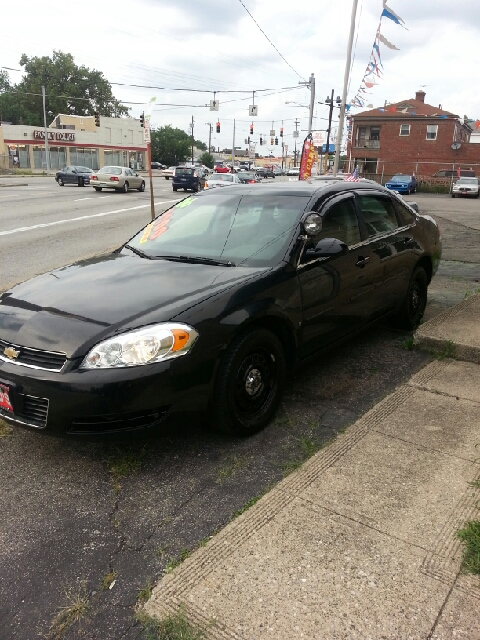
[256,167,275,179]
[55,166,94,187]
[151,162,165,170]
[385,174,417,195]
[0,182,440,439]
[237,172,260,184]
[172,166,203,192]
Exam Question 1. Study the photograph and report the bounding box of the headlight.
[80,323,198,369]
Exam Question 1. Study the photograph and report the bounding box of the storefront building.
[0,114,147,171]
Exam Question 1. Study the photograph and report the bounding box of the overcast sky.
[2,0,479,153]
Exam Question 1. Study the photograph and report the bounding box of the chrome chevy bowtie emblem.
[4,347,20,360]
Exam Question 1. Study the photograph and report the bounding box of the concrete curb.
[415,292,480,364]
[0,183,29,188]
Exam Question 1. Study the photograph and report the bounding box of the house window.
[370,127,380,141]
[399,124,410,136]
[426,125,438,140]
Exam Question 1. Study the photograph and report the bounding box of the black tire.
[94,187,102,192]
[451,194,455,198]
[58,177,64,186]
[165,176,170,180]
[211,328,286,436]
[121,181,129,193]
[392,266,428,331]
[173,187,178,192]
[138,181,145,192]
[78,177,84,187]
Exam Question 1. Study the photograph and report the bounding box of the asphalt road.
[0,184,479,639]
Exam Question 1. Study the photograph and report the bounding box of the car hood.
[0,253,266,359]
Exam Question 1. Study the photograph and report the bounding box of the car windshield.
[391,175,411,181]
[127,194,309,267]
[210,174,234,182]
[456,178,478,185]
[75,166,92,173]
[242,173,255,179]
[98,166,122,175]
[176,168,194,176]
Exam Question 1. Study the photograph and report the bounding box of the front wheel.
[173,187,178,192]
[451,194,455,198]
[165,176,170,180]
[391,266,428,330]
[121,181,129,193]
[138,181,145,192]
[58,177,64,186]
[211,328,286,436]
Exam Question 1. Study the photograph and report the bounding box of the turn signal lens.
[110,176,119,182]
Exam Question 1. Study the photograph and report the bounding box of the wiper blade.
[124,244,152,259]
[154,255,235,267]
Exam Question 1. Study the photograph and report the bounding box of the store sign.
[143,121,151,143]
[33,130,75,142]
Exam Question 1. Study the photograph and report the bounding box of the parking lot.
[0,184,479,639]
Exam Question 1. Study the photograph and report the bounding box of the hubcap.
[245,368,262,396]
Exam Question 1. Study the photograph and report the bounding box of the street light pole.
[294,118,299,167]
[324,89,335,174]
[232,119,236,171]
[190,116,194,165]
[42,85,50,173]
[205,122,212,154]
[333,0,358,176]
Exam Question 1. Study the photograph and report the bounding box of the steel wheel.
[211,328,286,436]
[58,177,64,186]
[122,181,129,193]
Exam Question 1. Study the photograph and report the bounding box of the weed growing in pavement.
[101,570,117,590]
[457,520,480,575]
[136,606,207,640]
[435,340,456,360]
[156,545,169,557]
[46,583,89,640]
[136,579,153,605]
[282,436,330,477]
[164,549,191,574]
[106,445,145,492]
[215,454,248,483]
[233,494,263,519]
[464,288,480,300]
[0,419,12,437]
[469,478,480,489]
[401,336,415,351]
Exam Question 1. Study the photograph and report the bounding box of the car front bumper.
[0,348,217,438]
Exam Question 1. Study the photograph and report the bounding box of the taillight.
[248,180,255,183]
[110,176,119,182]
[91,175,97,180]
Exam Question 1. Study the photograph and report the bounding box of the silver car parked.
[90,166,145,193]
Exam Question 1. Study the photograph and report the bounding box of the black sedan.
[0,182,441,439]
[55,166,94,187]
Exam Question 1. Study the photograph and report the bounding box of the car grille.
[0,394,50,429]
[0,339,67,372]
[68,405,171,434]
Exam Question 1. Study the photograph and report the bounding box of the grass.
[457,520,480,575]
[282,435,328,477]
[233,494,263,519]
[156,545,169,557]
[46,584,89,640]
[215,454,248,483]
[137,579,153,605]
[464,288,480,300]
[401,336,415,351]
[137,607,207,640]
[106,445,145,491]
[0,419,13,437]
[101,570,117,590]
[164,548,191,574]
[435,340,456,360]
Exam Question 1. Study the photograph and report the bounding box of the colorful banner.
[299,136,316,181]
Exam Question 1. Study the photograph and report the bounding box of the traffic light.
[280,127,283,137]
[216,121,220,133]
[140,112,145,128]
[247,136,250,144]
[260,136,263,145]
[250,123,254,135]
[275,137,278,145]
[270,137,274,145]
[94,111,100,127]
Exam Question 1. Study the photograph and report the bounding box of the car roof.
[194,181,389,199]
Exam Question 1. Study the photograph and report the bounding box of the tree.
[198,152,214,168]
[150,125,192,166]
[194,139,207,152]
[0,70,16,123]
[0,51,129,126]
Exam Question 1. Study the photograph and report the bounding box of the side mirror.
[136,173,139,177]
[72,169,77,174]
[306,238,348,258]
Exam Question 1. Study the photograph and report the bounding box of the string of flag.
[349,1,406,110]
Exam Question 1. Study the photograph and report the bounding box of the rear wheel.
[94,187,102,192]
[78,177,84,187]
[58,177,64,186]
[165,176,170,180]
[138,181,145,192]
[391,266,428,330]
[173,187,178,192]
[211,328,286,436]
[451,194,455,198]
[121,181,129,193]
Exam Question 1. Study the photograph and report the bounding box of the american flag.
[344,167,359,182]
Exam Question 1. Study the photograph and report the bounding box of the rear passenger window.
[393,199,416,225]
[358,196,399,237]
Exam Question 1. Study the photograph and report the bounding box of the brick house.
[346,91,480,180]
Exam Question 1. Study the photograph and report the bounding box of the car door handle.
[355,256,370,268]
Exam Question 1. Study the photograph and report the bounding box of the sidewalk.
[145,293,480,639]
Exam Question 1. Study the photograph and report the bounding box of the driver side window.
[317,199,361,246]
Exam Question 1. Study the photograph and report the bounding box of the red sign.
[33,130,75,142]
[0,384,13,413]
[299,137,316,181]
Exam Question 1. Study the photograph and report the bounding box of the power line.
[237,0,305,80]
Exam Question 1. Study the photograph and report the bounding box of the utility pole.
[294,119,299,167]
[324,89,335,174]
[333,0,358,176]
[42,85,50,173]
[190,116,194,165]
[298,73,316,137]
[232,119,236,171]
[205,122,212,154]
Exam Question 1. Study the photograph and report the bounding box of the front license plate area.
[0,383,13,413]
